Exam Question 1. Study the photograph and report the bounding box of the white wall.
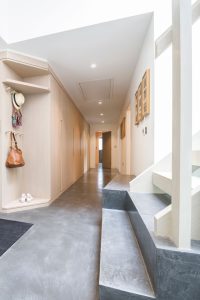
[154,46,172,162]
[124,17,154,176]
[90,123,118,169]
[192,17,200,135]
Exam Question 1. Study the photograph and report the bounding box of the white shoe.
[26,193,33,202]
[20,193,26,203]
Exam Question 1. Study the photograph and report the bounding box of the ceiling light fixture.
[100,113,104,116]
[98,101,102,105]
[102,120,105,123]
[90,63,97,69]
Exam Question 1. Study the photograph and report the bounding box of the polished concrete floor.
[0,168,117,300]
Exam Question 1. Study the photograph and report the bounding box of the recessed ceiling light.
[100,113,104,116]
[102,120,105,123]
[98,101,102,105]
[90,63,97,69]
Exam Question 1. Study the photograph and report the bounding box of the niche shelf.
[3,58,49,77]
[3,79,49,94]
[2,198,50,213]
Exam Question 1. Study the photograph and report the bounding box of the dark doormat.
[0,218,33,256]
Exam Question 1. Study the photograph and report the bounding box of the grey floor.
[104,174,135,191]
[0,168,117,300]
[100,209,154,298]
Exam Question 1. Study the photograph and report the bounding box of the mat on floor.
[0,218,32,256]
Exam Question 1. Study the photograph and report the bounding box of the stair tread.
[100,209,155,298]
[153,171,200,190]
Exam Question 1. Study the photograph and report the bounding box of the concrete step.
[99,209,155,300]
[152,171,200,196]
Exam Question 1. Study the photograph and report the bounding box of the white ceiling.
[1,13,152,124]
[0,0,154,43]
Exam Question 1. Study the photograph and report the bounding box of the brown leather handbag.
[6,132,25,168]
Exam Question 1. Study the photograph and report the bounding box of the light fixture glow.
[90,63,97,69]
[100,113,104,116]
[102,120,105,123]
[98,101,102,105]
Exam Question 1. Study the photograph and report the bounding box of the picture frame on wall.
[120,117,126,139]
[142,69,150,116]
[134,91,139,125]
[138,82,143,122]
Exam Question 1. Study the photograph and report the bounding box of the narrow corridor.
[0,168,117,300]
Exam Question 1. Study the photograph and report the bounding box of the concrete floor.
[0,168,117,300]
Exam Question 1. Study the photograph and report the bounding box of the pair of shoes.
[27,193,33,202]
[19,193,33,203]
[20,193,26,203]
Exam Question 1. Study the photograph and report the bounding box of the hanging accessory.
[11,92,24,128]
[6,132,25,168]
[11,92,25,110]
[12,107,22,128]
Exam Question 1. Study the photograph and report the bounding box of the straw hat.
[12,92,25,110]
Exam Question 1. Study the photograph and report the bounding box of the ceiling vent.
[79,78,113,102]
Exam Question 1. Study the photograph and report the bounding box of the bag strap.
[10,132,12,148]
[11,132,19,150]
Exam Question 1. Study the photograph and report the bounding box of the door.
[102,131,111,169]
[95,132,102,166]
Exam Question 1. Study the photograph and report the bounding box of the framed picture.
[138,82,143,122]
[142,69,150,116]
[134,91,139,125]
[120,117,126,139]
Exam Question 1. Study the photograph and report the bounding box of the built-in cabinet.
[0,50,89,213]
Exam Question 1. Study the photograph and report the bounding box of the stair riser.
[102,189,127,210]
[125,194,157,292]
[100,285,155,300]
[152,174,172,195]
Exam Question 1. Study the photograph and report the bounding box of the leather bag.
[6,132,25,168]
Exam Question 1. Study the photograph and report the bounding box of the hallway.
[0,168,117,300]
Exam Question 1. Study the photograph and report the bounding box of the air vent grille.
[79,78,113,102]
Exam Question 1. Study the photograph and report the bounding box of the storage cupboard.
[0,50,89,212]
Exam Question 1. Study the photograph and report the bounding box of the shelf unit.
[2,58,49,77]
[3,79,49,94]
[0,52,51,213]
[2,198,50,212]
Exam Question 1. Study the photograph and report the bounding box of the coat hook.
[5,87,16,94]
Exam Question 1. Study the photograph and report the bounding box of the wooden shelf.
[3,79,49,94]
[2,198,50,212]
[3,58,49,77]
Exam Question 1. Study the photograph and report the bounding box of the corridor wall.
[50,74,90,201]
[119,16,154,176]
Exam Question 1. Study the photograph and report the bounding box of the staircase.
[99,132,200,299]
[99,189,200,300]
[129,129,200,240]
[152,171,200,196]
[152,148,200,240]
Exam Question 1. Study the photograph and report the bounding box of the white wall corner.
[154,205,172,238]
